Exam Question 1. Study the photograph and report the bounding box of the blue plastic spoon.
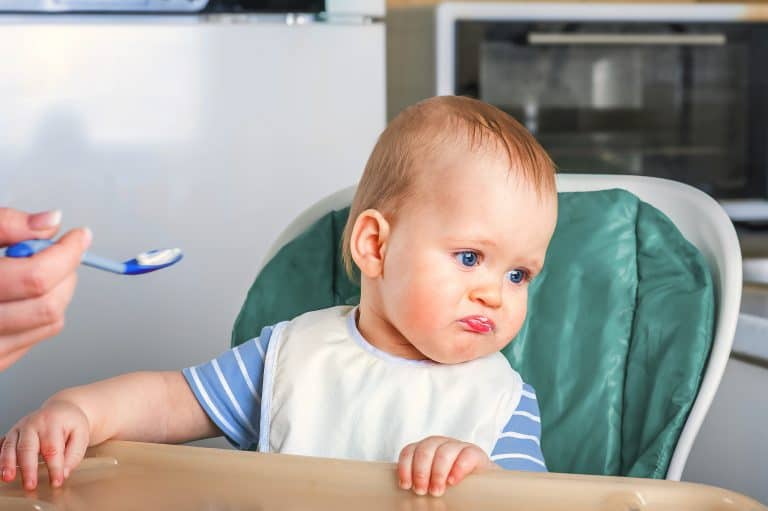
[5,239,183,275]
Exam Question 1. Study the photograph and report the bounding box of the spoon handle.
[6,239,126,274]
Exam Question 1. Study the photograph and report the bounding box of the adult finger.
[0,227,91,302]
[0,429,18,482]
[0,273,77,336]
[62,427,89,480]
[17,427,41,490]
[0,346,33,373]
[429,441,467,496]
[0,208,62,247]
[446,446,487,487]
[0,320,66,372]
[39,426,67,488]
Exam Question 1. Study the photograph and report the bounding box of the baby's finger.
[429,442,466,496]
[17,427,41,490]
[62,427,89,480]
[0,430,19,482]
[397,443,416,490]
[410,437,445,496]
[446,446,486,487]
[39,429,65,488]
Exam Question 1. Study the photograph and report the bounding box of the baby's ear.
[349,209,390,278]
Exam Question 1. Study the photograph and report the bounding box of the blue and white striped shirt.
[183,324,547,472]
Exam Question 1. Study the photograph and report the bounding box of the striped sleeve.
[490,383,548,472]
[182,325,273,450]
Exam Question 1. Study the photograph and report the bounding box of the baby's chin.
[416,338,489,364]
[430,354,475,364]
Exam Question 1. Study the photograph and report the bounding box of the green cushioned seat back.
[232,189,715,478]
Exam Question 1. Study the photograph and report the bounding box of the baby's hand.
[0,400,90,490]
[397,436,496,497]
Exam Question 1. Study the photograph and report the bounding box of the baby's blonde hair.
[341,95,556,279]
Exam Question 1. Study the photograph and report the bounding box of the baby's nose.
[469,281,502,308]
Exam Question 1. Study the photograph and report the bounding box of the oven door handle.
[527,32,726,46]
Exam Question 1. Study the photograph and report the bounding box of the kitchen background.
[0,0,766,504]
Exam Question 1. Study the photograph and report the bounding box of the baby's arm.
[0,371,218,490]
[489,383,547,472]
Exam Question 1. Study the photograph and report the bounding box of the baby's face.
[376,149,557,364]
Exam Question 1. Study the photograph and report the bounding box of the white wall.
[0,18,385,435]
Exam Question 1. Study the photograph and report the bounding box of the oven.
[388,3,768,208]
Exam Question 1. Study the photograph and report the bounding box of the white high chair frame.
[263,174,742,481]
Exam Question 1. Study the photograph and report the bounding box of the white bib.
[258,306,522,462]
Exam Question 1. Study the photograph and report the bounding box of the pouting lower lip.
[460,317,495,333]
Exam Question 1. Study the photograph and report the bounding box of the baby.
[0,96,558,497]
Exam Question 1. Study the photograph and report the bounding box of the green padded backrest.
[231,189,714,478]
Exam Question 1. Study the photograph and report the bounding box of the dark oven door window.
[456,21,768,199]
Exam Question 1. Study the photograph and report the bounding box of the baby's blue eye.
[455,251,479,267]
[506,269,527,284]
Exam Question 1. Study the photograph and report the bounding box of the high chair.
[231,174,741,481]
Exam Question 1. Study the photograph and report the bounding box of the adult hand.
[0,208,91,371]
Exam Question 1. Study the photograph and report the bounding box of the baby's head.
[342,96,557,364]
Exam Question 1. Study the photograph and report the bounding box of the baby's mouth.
[459,316,495,334]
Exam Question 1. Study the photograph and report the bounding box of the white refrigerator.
[0,9,385,440]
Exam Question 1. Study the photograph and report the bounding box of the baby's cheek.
[501,294,528,341]
[390,256,458,340]
[399,285,446,334]
[402,292,440,329]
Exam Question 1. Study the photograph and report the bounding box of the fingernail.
[414,487,426,496]
[430,485,444,497]
[53,478,61,487]
[29,210,62,230]
[447,476,455,485]
[82,227,93,248]
[64,467,70,479]
[399,479,410,490]
[1,468,6,481]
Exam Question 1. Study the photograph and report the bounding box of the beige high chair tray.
[0,441,764,511]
